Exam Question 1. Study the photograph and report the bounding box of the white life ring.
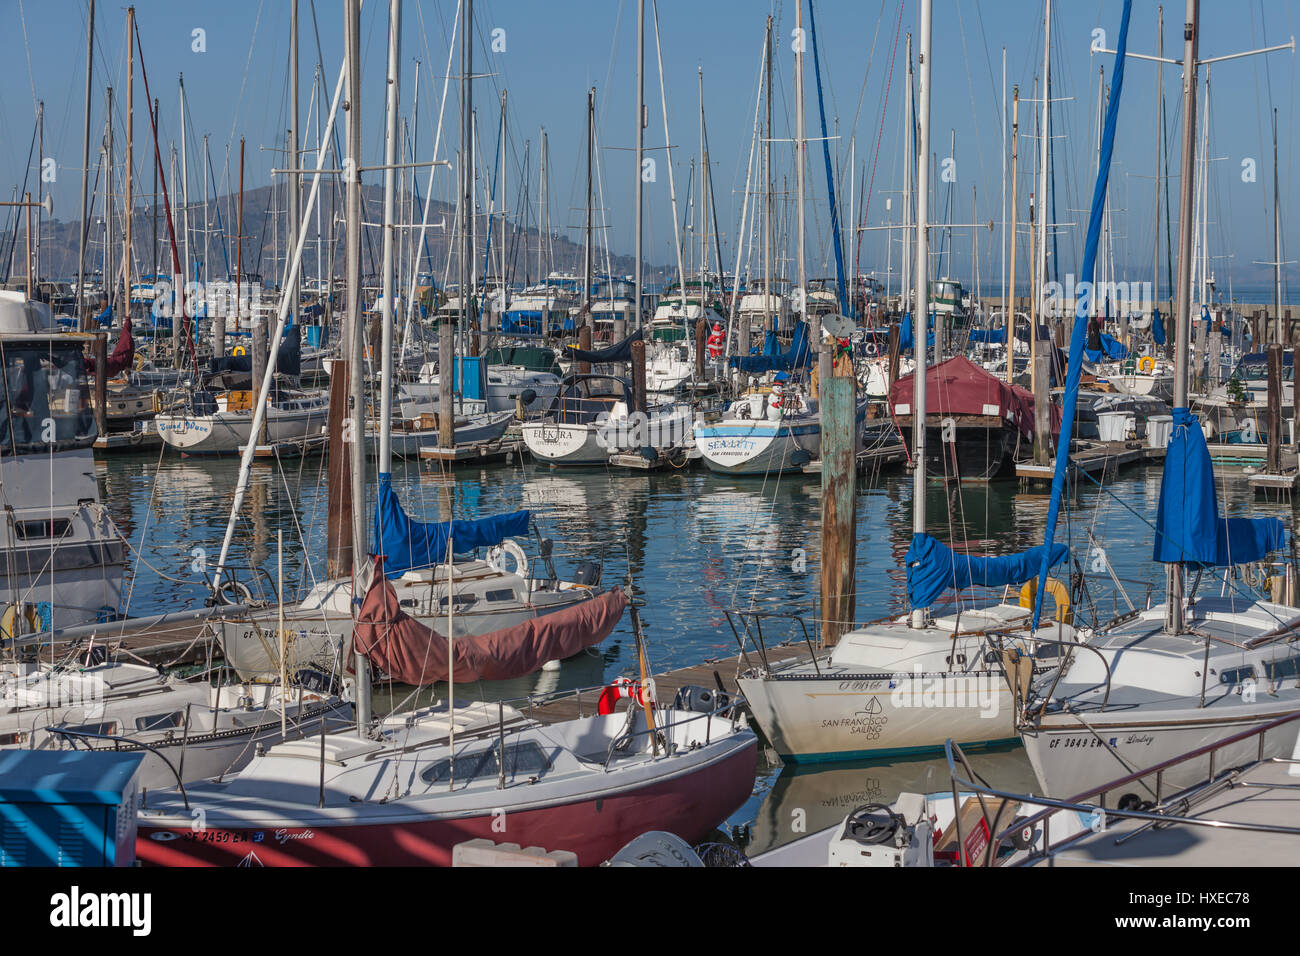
[486,539,529,579]
[865,342,879,356]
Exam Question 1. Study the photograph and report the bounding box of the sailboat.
[137,0,756,866]
[736,0,1077,762]
[1019,0,1300,799]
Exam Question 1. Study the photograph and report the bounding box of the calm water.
[95,449,1293,851]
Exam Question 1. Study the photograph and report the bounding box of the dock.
[527,642,811,725]
[23,613,227,670]
[803,441,909,475]
[94,427,164,455]
[1017,439,1165,483]
[608,447,695,471]
[419,438,527,466]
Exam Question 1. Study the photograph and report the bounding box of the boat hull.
[739,671,1019,762]
[1022,705,1300,799]
[135,735,757,866]
[694,419,820,475]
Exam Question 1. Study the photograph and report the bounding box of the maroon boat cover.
[889,354,1059,440]
[86,317,135,377]
[350,559,628,685]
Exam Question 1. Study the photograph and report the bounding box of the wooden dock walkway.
[1016,439,1165,483]
[527,642,811,725]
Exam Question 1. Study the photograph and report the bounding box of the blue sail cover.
[372,472,531,578]
[968,328,1006,345]
[1152,309,1166,345]
[897,312,935,353]
[730,320,812,374]
[1084,333,1128,363]
[906,533,1068,610]
[1032,0,1132,630]
[1152,408,1285,566]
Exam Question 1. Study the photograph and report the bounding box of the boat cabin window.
[420,740,552,786]
[61,721,118,739]
[484,589,515,602]
[0,342,98,454]
[437,594,478,610]
[12,518,72,540]
[135,711,186,732]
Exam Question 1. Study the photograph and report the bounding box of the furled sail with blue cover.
[1151,309,1166,345]
[729,321,812,374]
[968,328,1007,345]
[906,533,1069,610]
[1152,408,1285,566]
[1032,0,1132,630]
[897,312,934,353]
[372,472,531,578]
[1084,332,1128,363]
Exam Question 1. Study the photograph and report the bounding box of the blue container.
[0,750,144,866]
[454,355,487,402]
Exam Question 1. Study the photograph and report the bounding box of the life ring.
[485,539,529,580]
[1019,577,1073,625]
[597,676,655,715]
[213,577,254,606]
[232,345,247,357]
[865,342,879,357]
[0,603,42,643]
[1137,356,1155,374]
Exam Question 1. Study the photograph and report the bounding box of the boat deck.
[1045,758,1300,867]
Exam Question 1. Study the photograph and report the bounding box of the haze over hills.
[4,183,676,290]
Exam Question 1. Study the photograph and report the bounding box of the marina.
[0,0,1296,931]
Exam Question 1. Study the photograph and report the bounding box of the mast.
[763,13,773,350]
[379,0,401,476]
[344,0,371,730]
[179,73,191,340]
[795,0,807,329]
[449,0,472,448]
[1007,86,1019,384]
[634,0,645,329]
[124,5,134,333]
[910,0,932,630]
[104,87,113,318]
[76,0,95,326]
[1273,107,1281,337]
[901,32,912,315]
[1154,5,1163,308]
[289,0,301,333]
[584,88,593,316]
[1031,0,1051,464]
[1166,0,1199,634]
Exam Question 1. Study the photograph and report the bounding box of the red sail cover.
[351,565,628,685]
[87,317,135,377]
[889,354,1060,441]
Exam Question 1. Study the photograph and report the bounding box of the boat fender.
[486,539,528,579]
[1018,577,1073,625]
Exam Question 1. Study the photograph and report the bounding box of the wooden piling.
[819,374,856,647]
[252,314,268,445]
[577,324,592,375]
[630,338,647,416]
[1032,337,1051,465]
[438,318,455,449]
[1267,344,1282,474]
[92,332,108,437]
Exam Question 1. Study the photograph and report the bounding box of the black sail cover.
[209,325,302,378]
[563,326,643,364]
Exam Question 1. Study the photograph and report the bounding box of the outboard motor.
[671,684,733,716]
[572,561,602,587]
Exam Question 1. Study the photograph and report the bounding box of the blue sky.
[2,0,1295,298]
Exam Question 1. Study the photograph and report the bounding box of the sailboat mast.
[344,0,371,730]
[584,88,593,315]
[634,0,644,329]
[910,0,932,630]
[1007,86,1019,384]
[448,0,471,448]
[76,0,95,326]
[124,5,134,334]
[795,0,806,327]
[1273,108,1282,333]
[763,13,773,351]
[379,0,402,476]
[289,0,300,331]
[1166,0,1199,634]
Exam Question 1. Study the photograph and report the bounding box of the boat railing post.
[497,701,506,790]
[317,712,326,809]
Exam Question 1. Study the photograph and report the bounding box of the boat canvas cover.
[1152,408,1286,566]
[890,354,1057,441]
[906,532,1068,610]
[564,327,643,364]
[729,321,813,374]
[897,311,934,352]
[1084,332,1127,363]
[86,316,135,376]
[372,472,531,578]
[351,561,628,685]
[208,325,302,378]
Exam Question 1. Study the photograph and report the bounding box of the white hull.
[157,404,327,454]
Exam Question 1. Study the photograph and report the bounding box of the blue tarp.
[898,311,934,353]
[968,328,1006,345]
[93,304,113,326]
[1152,309,1166,346]
[1152,408,1286,566]
[372,472,532,579]
[502,311,544,335]
[906,533,1069,610]
[729,320,813,374]
[1084,333,1128,363]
